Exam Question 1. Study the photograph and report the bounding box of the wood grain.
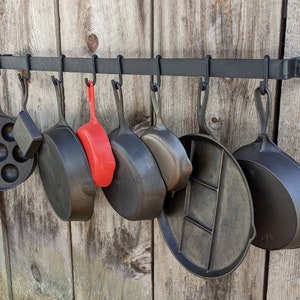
[0,1,74,298]
[0,192,11,300]
[153,0,282,299]
[0,0,298,299]
[59,1,153,299]
[267,1,300,299]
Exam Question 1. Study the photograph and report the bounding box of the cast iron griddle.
[158,135,256,278]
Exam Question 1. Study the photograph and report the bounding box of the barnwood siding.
[0,0,299,299]
[0,193,10,299]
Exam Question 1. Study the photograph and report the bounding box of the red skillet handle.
[87,81,97,123]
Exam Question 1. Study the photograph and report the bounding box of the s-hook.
[18,54,32,109]
[150,55,161,92]
[51,55,65,118]
[197,55,211,134]
[260,55,270,95]
[112,55,123,90]
[54,54,65,84]
[51,54,65,86]
[199,55,211,91]
[85,54,98,87]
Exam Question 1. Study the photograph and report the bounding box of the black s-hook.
[51,54,66,118]
[85,54,98,87]
[150,55,161,92]
[18,54,32,109]
[51,54,65,85]
[199,55,211,91]
[197,55,212,135]
[112,55,123,89]
[56,54,65,84]
[260,55,270,95]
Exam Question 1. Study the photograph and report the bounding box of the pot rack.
[0,55,299,80]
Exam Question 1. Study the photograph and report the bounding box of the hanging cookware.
[38,76,96,221]
[141,84,192,192]
[102,80,166,221]
[12,74,42,158]
[158,68,255,278]
[0,96,36,190]
[234,86,300,250]
[76,80,116,187]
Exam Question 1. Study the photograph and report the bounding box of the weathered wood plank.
[0,1,73,298]
[59,1,153,299]
[267,1,300,299]
[153,0,282,299]
[0,192,11,300]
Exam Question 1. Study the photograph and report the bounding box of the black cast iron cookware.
[141,84,192,192]
[38,78,96,221]
[102,81,166,221]
[158,80,255,278]
[13,75,42,158]
[0,97,36,189]
[234,87,300,250]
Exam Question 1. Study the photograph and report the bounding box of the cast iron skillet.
[141,84,192,192]
[76,80,116,187]
[38,77,96,221]
[102,80,166,221]
[158,79,255,278]
[234,87,300,250]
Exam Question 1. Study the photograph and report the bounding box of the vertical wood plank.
[0,1,74,298]
[0,193,11,300]
[59,1,153,299]
[153,1,282,299]
[267,1,300,299]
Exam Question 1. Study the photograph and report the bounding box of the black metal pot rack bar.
[0,55,299,80]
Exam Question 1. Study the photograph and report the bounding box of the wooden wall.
[0,0,299,299]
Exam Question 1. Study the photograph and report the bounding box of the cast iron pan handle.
[18,74,29,112]
[52,76,68,127]
[111,80,130,133]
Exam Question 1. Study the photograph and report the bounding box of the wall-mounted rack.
[0,55,299,80]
